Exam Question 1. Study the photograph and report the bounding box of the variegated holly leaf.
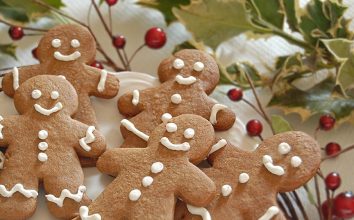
[0,44,17,59]
[271,115,293,134]
[223,62,265,87]
[280,0,300,32]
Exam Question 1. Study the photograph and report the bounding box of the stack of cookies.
[0,24,321,220]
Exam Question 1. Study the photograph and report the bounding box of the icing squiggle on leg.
[209,104,227,125]
[121,119,149,141]
[79,206,101,220]
[45,185,86,207]
[79,126,96,152]
[187,204,211,220]
[0,184,38,198]
[12,67,19,90]
[258,206,280,220]
[209,139,227,155]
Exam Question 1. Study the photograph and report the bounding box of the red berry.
[325,172,341,191]
[112,35,126,49]
[325,142,341,156]
[246,119,263,136]
[322,200,337,220]
[32,47,38,59]
[334,191,354,218]
[105,0,118,6]
[319,114,336,131]
[227,88,243,101]
[9,26,24,40]
[90,61,104,69]
[144,27,166,49]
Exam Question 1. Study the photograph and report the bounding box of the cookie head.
[157,49,219,94]
[150,114,215,164]
[14,75,79,116]
[37,24,96,64]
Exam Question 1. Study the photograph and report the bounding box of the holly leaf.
[0,44,17,59]
[271,115,292,134]
[173,41,196,54]
[172,0,256,49]
[280,0,300,32]
[246,0,284,30]
[224,62,265,87]
[138,0,190,24]
[322,39,354,94]
[0,0,28,22]
[269,77,354,124]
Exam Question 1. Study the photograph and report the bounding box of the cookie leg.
[0,165,38,220]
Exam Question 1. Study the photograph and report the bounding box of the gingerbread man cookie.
[175,131,321,220]
[75,114,216,220]
[1,24,119,127]
[118,49,235,148]
[0,75,106,220]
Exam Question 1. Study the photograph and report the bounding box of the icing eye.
[173,58,184,69]
[184,128,195,139]
[51,39,61,48]
[32,89,42,99]
[166,123,177,133]
[71,39,80,48]
[193,62,204,72]
[51,91,59,100]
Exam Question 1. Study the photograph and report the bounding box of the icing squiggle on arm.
[210,104,227,125]
[0,115,3,139]
[0,152,5,169]
[186,204,211,220]
[97,69,108,92]
[208,139,227,155]
[34,102,63,116]
[79,206,101,220]
[79,126,96,152]
[258,206,280,220]
[121,119,149,141]
[46,185,86,207]
[160,137,190,151]
[132,90,139,106]
[262,155,285,176]
[0,184,38,198]
[12,67,19,90]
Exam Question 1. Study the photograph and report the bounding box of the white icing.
[186,204,211,220]
[71,39,80,48]
[38,130,48,140]
[175,74,197,85]
[142,176,153,187]
[291,156,302,167]
[51,91,59,100]
[210,104,227,125]
[193,62,205,72]
[97,70,108,92]
[31,89,42,99]
[38,152,48,162]
[0,152,5,169]
[34,102,63,116]
[171,94,182,104]
[166,123,177,133]
[239,173,250,183]
[46,185,86,207]
[54,51,81,62]
[160,137,190,151]
[0,115,3,139]
[121,119,149,141]
[161,113,172,123]
[221,184,232,197]
[262,155,285,176]
[0,184,38,198]
[38,142,48,151]
[278,142,291,155]
[151,162,164,174]
[209,139,227,155]
[79,126,96,152]
[58,75,66,80]
[173,58,184,69]
[258,206,280,220]
[129,189,141,201]
[51,39,61,48]
[132,90,139,106]
[12,67,19,90]
[184,128,195,139]
[79,206,101,220]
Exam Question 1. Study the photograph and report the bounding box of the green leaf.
[0,0,28,22]
[173,0,256,49]
[271,115,292,134]
[138,0,190,24]
[246,0,284,30]
[173,41,196,54]
[0,44,17,59]
[269,77,354,124]
[224,62,265,87]
[280,0,299,32]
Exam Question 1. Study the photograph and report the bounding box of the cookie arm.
[0,116,16,147]
[207,99,236,131]
[84,65,120,98]
[96,148,124,176]
[1,65,42,97]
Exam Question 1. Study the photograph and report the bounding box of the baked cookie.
[75,114,216,220]
[1,24,119,127]
[175,131,321,220]
[0,75,106,220]
[118,49,235,148]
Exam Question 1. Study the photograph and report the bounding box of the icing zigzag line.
[0,184,38,198]
[46,185,86,207]
[80,206,101,220]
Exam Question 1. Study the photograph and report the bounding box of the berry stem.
[0,19,48,32]
[108,6,113,33]
[314,173,324,220]
[322,144,354,161]
[122,49,131,71]
[128,44,146,65]
[242,98,266,120]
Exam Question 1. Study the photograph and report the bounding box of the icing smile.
[175,74,197,85]
[54,51,81,62]
[160,137,190,151]
[34,102,63,116]
[262,155,285,176]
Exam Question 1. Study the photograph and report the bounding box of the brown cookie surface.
[0,75,106,220]
[175,131,321,220]
[118,49,235,149]
[74,114,216,220]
